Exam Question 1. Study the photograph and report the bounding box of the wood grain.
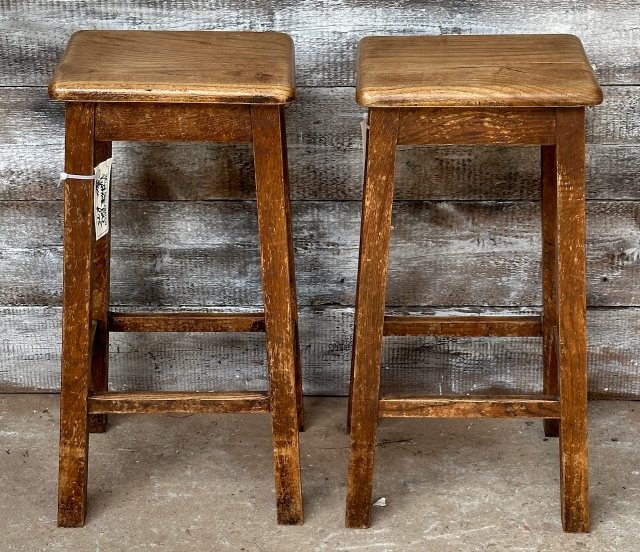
[88,391,270,414]
[50,36,305,526]
[347,59,596,529]
[346,109,399,528]
[88,139,111,434]
[541,144,560,438]
[555,107,590,532]
[2,305,640,397]
[108,312,266,333]
[378,395,560,418]
[57,102,94,527]
[95,103,252,143]
[1,142,638,202]
[383,315,542,337]
[398,108,556,145]
[5,87,639,150]
[1,0,640,400]
[357,35,602,107]
[278,105,305,431]
[252,104,303,525]
[49,30,295,104]
[3,200,639,308]
[4,2,638,86]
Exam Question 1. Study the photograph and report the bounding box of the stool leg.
[252,104,303,525]
[347,111,373,435]
[345,109,399,528]
[541,145,560,438]
[58,102,95,527]
[555,107,589,533]
[88,140,112,434]
[278,107,304,432]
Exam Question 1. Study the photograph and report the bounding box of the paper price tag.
[94,158,112,240]
[361,116,369,177]
[361,116,369,157]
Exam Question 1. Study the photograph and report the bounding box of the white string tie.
[58,172,95,188]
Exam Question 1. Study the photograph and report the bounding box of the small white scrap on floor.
[373,497,387,507]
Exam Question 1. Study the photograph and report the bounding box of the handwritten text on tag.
[94,158,112,240]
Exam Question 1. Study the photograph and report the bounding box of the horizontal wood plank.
[1,143,638,202]
[88,391,270,414]
[2,87,638,148]
[398,108,556,145]
[1,306,639,398]
[2,1,640,399]
[94,103,253,143]
[2,2,638,86]
[108,312,266,332]
[378,395,560,418]
[0,200,637,308]
[383,315,542,337]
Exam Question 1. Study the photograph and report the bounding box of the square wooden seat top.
[49,30,295,104]
[356,34,603,108]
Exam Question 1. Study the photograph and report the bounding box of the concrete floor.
[1,396,640,551]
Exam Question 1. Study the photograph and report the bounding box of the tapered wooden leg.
[292,306,304,432]
[541,145,560,438]
[58,102,95,527]
[345,108,399,528]
[347,113,372,435]
[555,107,589,533]
[88,140,112,434]
[252,104,303,525]
[277,107,304,432]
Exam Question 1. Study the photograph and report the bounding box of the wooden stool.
[50,30,303,527]
[346,34,602,532]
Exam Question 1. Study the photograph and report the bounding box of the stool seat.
[356,34,602,107]
[49,30,295,104]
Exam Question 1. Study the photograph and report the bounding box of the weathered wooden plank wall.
[1,1,639,396]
